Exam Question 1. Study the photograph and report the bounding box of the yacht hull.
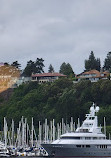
[42,144,111,157]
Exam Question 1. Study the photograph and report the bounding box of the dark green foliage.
[48,64,54,73]
[103,52,111,72]
[85,51,101,71]
[96,58,101,71]
[53,78,73,89]
[0,79,111,129]
[11,61,21,69]
[35,58,45,73]
[91,80,111,105]
[23,58,45,77]
[59,62,75,77]
[0,96,4,103]
[4,62,9,66]
[23,60,36,77]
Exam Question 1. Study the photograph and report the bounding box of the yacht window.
[61,136,80,139]
[79,129,89,132]
[97,145,107,148]
[86,145,90,148]
[107,145,111,149]
[76,145,81,148]
[84,123,93,127]
[76,145,90,148]
[85,137,91,140]
[89,117,95,120]
[99,137,105,140]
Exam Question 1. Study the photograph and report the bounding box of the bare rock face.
[0,65,20,93]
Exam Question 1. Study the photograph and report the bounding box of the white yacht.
[42,103,111,157]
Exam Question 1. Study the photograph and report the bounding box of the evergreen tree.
[4,62,9,66]
[23,58,45,77]
[48,64,54,73]
[59,62,74,77]
[103,52,111,72]
[59,62,66,74]
[11,61,21,69]
[35,58,45,73]
[85,51,101,71]
[95,58,101,71]
[23,60,35,77]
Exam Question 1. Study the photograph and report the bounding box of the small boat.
[42,103,111,157]
[0,143,10,157]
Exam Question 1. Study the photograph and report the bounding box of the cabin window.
[86,145,90,148]
[76,145,90,148]
[85,137,91,140]
[97,145,107,148]
[84,123,93,127]
[89,117,95,120]
[76,145,81,148]
[61,136,80,139]
[79,129,89,132]
[99,137,105,140]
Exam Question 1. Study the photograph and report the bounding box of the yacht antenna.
[109,133,110,140]
[104,117,106,138]
[77,118,80,128]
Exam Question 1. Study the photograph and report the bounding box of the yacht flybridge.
[42,103,111,157]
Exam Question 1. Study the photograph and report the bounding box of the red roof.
[32,72,67,77]
[82,70,100,77]
[77,69,109,79]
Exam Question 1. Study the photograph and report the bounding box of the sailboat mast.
[31,117,34,147]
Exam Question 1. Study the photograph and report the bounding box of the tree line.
[2,51,111,78]
[85,51,111,72]
[3,58,75,78]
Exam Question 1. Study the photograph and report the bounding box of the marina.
[0,111,77,157]
[0,103,110,157]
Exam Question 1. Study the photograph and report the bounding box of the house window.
[91,74,96,77]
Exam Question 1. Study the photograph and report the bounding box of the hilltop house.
[32,72,67,83]
[77,69,109,82]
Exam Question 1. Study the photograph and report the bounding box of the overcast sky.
[0,0,111,74]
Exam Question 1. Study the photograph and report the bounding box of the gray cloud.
[0,0,111,73]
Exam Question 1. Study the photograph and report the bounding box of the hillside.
[0,88,14,105]
[0,78,111,131]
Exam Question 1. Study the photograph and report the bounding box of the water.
[9,156,97,158]
[10,157,52,158]
[10,156,54,158]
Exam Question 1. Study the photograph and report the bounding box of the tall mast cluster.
[2,117,76,148]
